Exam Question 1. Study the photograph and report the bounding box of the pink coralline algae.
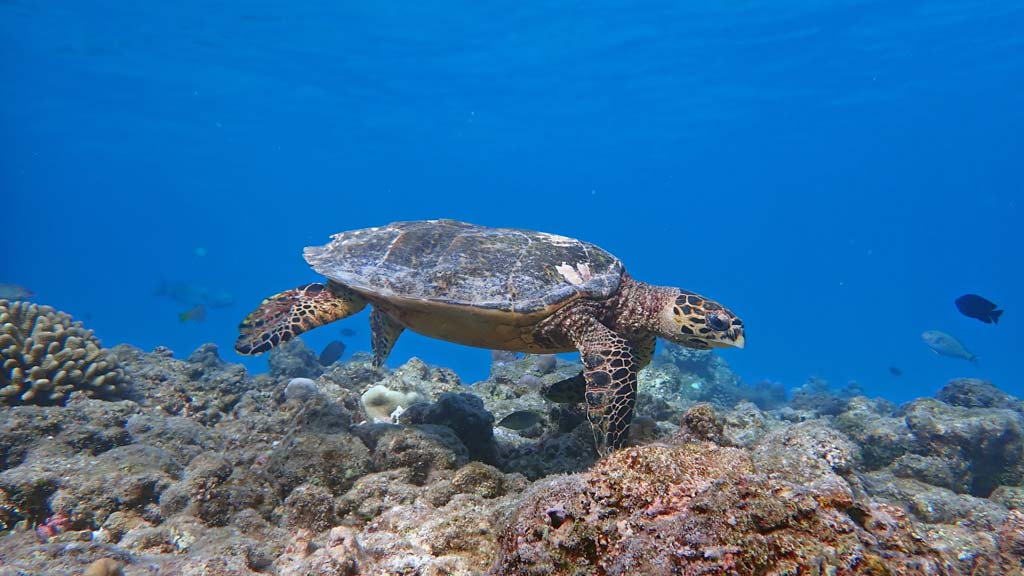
[35,511,70,541]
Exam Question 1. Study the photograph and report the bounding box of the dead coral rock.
[861,471,1009,531]
[113,344,251,425]
[0,300,129,406]
[400,392,497,464]
[0,442,176,532]
[372,357,463,404]
[182,452,234,527]
[1,400,137,473]
[494,443,968,576]
[752,420,861,489]
[998,509,1024,558]
[126,414,223,466]
[937,378,1024,412]
[98,509,152,543]
[266,432,371,496]
[318,353,388,392]
[366,424,469,484]
[890,452,970,493]
[268,338,323,380]
[720,400,771,447]
[903,398,1024,497]
[48,444,181,529]
[284,483,335,533]
[367,493,502,574]
[83,557,124,576]
[679,402,724,443]
[451,461,523,499]
[495,417,598,480]
[275,527,364,576]
[990,485,1024,510]
[335,469,421,524]
[118,514,277,573]
[835,395,913,470]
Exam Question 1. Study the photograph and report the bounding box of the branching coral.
[0,300,129,405]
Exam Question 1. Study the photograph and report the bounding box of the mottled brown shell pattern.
[303,219,624,315]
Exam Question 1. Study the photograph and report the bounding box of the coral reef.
[1,338,1022,575]
[268,338,324,380]
[836,384,1024,501]
[493,442,1017,575]
[0,300,129,405]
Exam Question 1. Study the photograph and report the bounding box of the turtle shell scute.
[304,220,624,314]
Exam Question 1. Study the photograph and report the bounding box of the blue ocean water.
[3,1,1020,404]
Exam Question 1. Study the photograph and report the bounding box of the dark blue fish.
[889,366,902,376]
[338,327,357,337]
[319,340,347,365]
[955,294,1003,324]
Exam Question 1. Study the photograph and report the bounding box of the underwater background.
[3,0,1021,404]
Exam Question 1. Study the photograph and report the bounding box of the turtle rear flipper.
[235,283,367,355]
[369,306,405,367]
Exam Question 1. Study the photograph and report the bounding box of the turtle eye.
[706,310,731,332]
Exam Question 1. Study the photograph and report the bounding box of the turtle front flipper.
[542,333,653,406]
[235,283,367,355]
[565,317,638,457]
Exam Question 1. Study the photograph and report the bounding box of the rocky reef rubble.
[0,333,1022,575]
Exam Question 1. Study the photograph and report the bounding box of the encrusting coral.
[0,300,129,405]
[360,384,422,422]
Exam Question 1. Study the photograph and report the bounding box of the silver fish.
[0,283,34,300]
[922,330,978,364]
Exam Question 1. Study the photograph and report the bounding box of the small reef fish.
[178,304,207,323]
[955,294,1004,324]
[319,340,347,366]
[922,330,978,364]
[0,283,34,300]
[490,350,520,364]
[889,366,903,376]
[339,327,357,337]
[155,280,236,308]
[541,373,586,404]
[497,410,544,430]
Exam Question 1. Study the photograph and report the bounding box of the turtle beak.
[709,327,744,349]
[732,331,745,349]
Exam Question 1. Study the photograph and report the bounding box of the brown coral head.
[0,300,129,405]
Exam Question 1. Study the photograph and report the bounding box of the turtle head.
[656,290,745,350]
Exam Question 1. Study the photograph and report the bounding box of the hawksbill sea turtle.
[235,219,745,454]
